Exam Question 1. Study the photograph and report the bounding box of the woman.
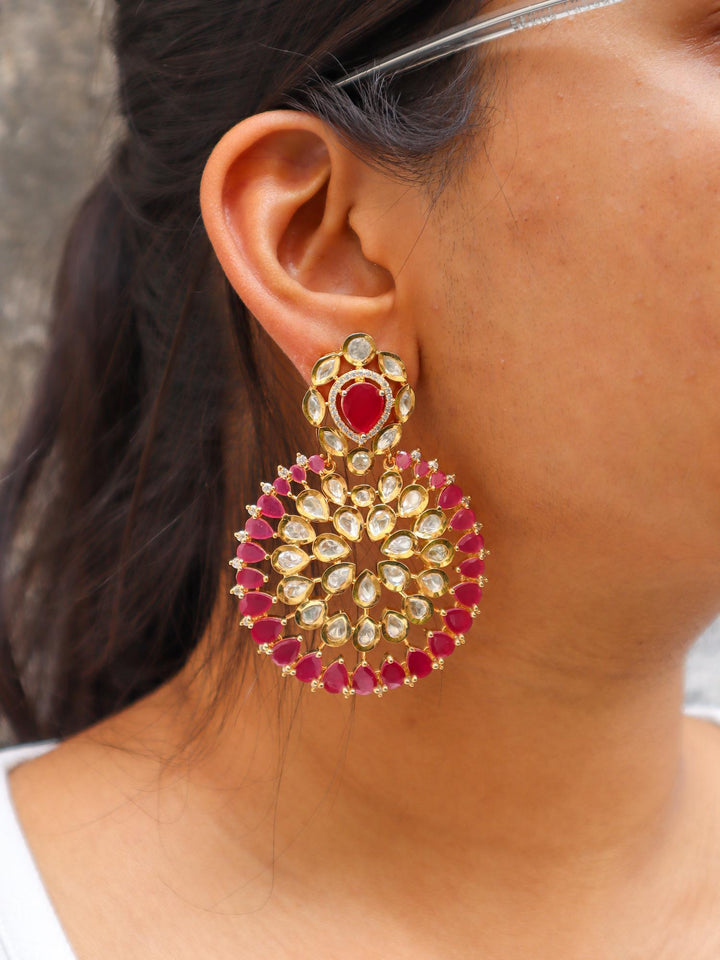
[1,0,719,956]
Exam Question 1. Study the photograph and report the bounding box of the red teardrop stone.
[450,508,476,531]
[323,660,350,694]
[380,659,406,690]
[251,617,284,644]
[290,464,306,483]
[458,557,485,578]
[308,455,326,473]
[239,592,274,618]
[257,494,285,519]
[429,632,456,658]
[444,607,473,635]
[236,542,266,563]
[438,483,463,509]
[414,460,429,477]
[340,381,385,435]
[236,567,264,590]
[245,517,274,540]
[273,477,291,496]
[453,582,483,608]
[395,451,412,470]
[296,652,323,683]
[407,648,433,679]
[271,637,301,666]
[352,664,378,696]
[457,532,485,554]
[429,471,446,488]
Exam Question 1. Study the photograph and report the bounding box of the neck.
[91,523,717,943]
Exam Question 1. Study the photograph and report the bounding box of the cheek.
[429,56,720,548]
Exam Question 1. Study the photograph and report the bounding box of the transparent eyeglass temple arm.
[334,0,628,88]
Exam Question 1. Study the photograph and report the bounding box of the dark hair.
[0,0,487,743]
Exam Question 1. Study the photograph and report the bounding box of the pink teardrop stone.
[352,664,378,696]
[429,471,446,488]
[251,617,284,645]
[271,637,301,666]
[450,508,476,531]
[308,455,326,474]
[290,464,306,483]
[380,659,406,690]
[239,592,273,618]
[414,460,429,478]
[245,517,274,540]
[395,451,412,470]
[429,632,456,658]
[296,652,323,683]
[340,381,385,435]
[457,532,485,554]
[257,494,285,519]
[323,661,350,694]
[453,582,483,608]
[273,477,291,496]
[407,648,433,679]
[438,483,463,509]
[236,542,266,563]
[236,567,264,590]
[444,607,473,635]
[458,557,485,578]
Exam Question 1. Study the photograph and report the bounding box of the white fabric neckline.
[1,705,720,960]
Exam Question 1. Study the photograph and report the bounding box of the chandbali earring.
[229,332,488,697]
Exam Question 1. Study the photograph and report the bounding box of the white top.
[1,707,720,959]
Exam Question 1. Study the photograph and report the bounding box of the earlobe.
[199,111,408,384]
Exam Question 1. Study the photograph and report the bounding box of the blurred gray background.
[1,0,719,710]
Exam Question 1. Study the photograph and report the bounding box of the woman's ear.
[199,110,420,384]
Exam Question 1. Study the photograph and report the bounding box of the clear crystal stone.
[398,484,428,517]
[349,449,372,473]
[302,388,326,426]
[279,516,315,544]
[414,510,446,540]
[354,570,381,608]
[367,506,395,541]
[322,562,355,594]
[422,539,454,566]
[405,595,433,623]
[278,576,313,604]
[333,508,362,541]
[374,424,401,453]
[296,599,327,628]
[378,470,402,503]
[296,490,330,521]
[395,384,415,421]
[383,612,408,641]
[319,427,347,456]
[417,569,448,598]
[381,531,416,559]
[312,354,341,385]
[351,485,375,508]
[377,352,406,381]
[377,561,411,591]
[323,612,352,646]
[272,546,310,574]
[344,334,375,365]
[354,618,380,651]
[261,482,273,494]
[313,535,350,562]
[322,475,347,505]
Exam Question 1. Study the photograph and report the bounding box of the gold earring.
[229,332,487,697]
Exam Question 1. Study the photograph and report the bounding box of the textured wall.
[1,0,718,710]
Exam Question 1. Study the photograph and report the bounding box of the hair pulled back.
[0,0,485,742]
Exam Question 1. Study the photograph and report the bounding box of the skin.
[8,0,720,957]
